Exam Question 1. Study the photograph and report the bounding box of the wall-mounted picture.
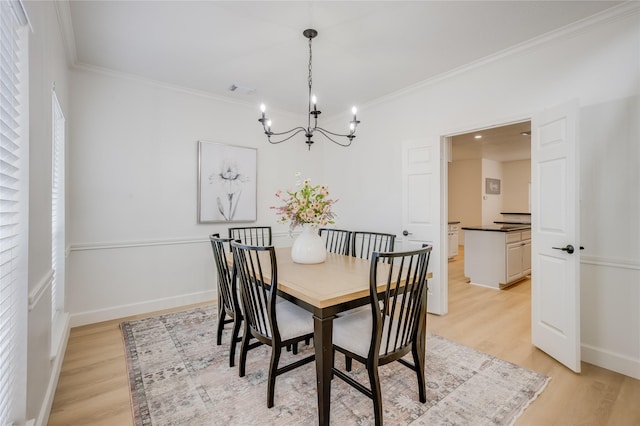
[486,178,501,195]
[198,141,257,223]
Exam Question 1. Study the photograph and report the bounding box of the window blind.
[0,1,28,424]
[51,90,65,330]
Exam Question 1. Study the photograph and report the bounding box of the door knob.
[402,230,412,236]
[552,244,575,254]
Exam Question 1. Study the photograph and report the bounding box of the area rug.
[121,305,549,425]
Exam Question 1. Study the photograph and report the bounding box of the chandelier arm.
[315,126,356,138]
[266,129,308,144]
[314,128,354,147]
[262,126,307,137]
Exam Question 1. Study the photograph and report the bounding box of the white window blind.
[0,1,28,425]
[51,90,65,329]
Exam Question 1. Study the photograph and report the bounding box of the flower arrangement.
[272,174,337,232]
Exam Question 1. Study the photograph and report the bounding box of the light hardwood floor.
[49,247,640,425]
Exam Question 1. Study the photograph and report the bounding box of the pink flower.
[273,176,337,232]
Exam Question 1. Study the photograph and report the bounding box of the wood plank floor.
[49,247,640,425]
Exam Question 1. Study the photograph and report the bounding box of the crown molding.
[365,1,640,111]
[72,61,303,119]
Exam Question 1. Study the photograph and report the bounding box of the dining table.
[227,246,430,426]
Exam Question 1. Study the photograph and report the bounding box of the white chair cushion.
[333,308,403,358]
[275,300,314,341]
[333,308,372,357]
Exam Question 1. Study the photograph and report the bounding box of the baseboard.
[69,290,216,327]
[36,312,70,426]
[582,343,640,379]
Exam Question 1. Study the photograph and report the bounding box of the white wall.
[502,160,531,213]
[449,158,530,236]
[448,159,482,243]
[67,68,324,325]
[481,158,503,225]
[579,95,640,377]
[23,1,71,424]
[322,5,639,378]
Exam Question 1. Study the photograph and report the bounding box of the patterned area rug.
[121,305,549,425]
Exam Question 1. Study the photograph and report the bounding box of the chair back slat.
[229,226,272,250]
[352,231,396,260]
[319,228,352,255]
[209,234,238,315]
[370,245,432,359]
[231,242,278,340]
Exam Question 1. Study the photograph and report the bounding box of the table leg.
[313,314,334,426]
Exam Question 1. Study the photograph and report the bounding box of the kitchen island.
[462,225,531,289]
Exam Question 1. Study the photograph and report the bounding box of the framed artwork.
[198,141,257,223]
[485,178,501,195]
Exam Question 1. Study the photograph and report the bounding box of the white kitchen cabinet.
[463,227,531,289]
[522,239,532,275]
[448,222,459,259]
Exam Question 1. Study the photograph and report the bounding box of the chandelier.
[258,29,360,150]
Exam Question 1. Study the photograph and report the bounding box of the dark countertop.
[448,221,460,224]
[500,212,531,215]
[462,224,531,232]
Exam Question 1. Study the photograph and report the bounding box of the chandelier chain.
[308,36,313,91]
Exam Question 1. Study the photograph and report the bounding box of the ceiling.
[451,121,531,162]
[66,1,621,117]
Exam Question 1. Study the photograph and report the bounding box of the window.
[51,89,65,345]
[0,1,29,424]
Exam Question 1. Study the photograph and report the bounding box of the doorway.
[442,119,532,313]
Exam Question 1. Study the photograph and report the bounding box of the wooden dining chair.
[331,244,432,426]
[319,228,352,255]
[209,234,244,367]
[231,241,315,408]
[228,226,272,249]
[351,231,396,260]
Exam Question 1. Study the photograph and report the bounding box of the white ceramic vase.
[291,224,327,264]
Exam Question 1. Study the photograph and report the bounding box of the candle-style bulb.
[349,122,355,132]
[311,95,317,105]
[260,103,266,113]
[351,106,357,115]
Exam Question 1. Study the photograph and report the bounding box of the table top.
[228,247,378,309]
[274,248,384,309]
[227,247,433,311]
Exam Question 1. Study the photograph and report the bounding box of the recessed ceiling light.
[474,135,482,139]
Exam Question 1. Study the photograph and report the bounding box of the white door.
[401,139,444,314]
[531,100,581,372]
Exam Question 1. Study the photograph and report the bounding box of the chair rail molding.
[29,269,54,311]
[70,237,210,251]
[69,232,300,252]
[581,255,640,271]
